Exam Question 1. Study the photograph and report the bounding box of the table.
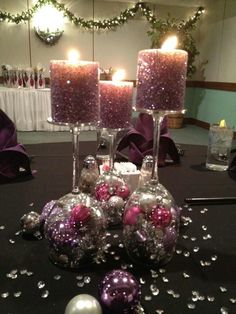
[0,87,68,131]
[0,142,236,314]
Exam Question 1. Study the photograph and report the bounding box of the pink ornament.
[116,184,130,199]
[95,182,111,201]
[70,204,91,227]
[150,206,172,228]
[123,206,143,226]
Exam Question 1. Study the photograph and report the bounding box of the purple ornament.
[150,206,172,228]
[70,204,91,227]
[99,269,141,313]
[163,227,178,253]
[40,200,56,225]
[123,206,143,226]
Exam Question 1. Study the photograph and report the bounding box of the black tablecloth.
[0,142,236,314]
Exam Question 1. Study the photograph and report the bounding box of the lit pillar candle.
[136,36,188,112]
[50,50,100,124]
[100,70,133,130]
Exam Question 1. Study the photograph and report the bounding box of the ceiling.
[103,0,205,7]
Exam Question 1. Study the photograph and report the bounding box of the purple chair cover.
[0,109,32,183]
[117,113,180,166]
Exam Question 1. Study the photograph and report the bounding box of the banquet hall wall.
[0,0,235,127]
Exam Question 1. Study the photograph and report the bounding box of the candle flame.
[219,119,227,128]
[161,36,178,50]
[112,69,125,81]
[68,49,80,63]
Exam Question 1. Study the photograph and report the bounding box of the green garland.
[0,1,204,76]
[0,0,203,30]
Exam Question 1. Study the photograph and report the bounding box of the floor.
[17,124,210,146]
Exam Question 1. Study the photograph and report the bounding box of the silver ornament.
[108,195,125,211]
[65,294,102,314]
[20,211,40,235]
[79,155,99,193]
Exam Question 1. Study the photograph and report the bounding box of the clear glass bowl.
[123,181,180,267]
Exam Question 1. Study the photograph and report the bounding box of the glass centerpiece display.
[42,50,106,269]
[123,36,188,266]
[95,70,133,226]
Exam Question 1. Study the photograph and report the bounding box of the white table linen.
[0,87,68,131]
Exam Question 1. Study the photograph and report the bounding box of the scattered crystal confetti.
[203,234,212,240]
[150,270,158,278]
[1,292,9,298]
[162,276,169,283]
[220,286,227,292]
[84,276,91,284]
[173,293,180,298]
[140,277,146,284]
[150,284,159,296]
[53,274,61,280]
[29,203,34,206]
[0,225,5,230]
[187,207,193,211]
[187,303,196,309]
[114,255,120,260]
[13,291,22,298]
[229,298,236,304]
[183,251,190,257]
[183,272,190,278]
[202,225,207,231]
[220,307,229,314]
[144,295,152,301]
[77,281,85,287]
[211,255,218,261]
[167,290,174,295]
[190,237,197,242]
[76,275,83,280]
[121,263,128,270]
[176,249,182,254]
[41,290,49,298]
[207,295,215,302]
[15,230,21,236]
[20,269,27,275]
[155,310,164,314]
[118,243,124,248]
[106,232,111,237]
[9,239,15,244]
[182,234,188,239]
[159,268,166,273]
[193,246,200,253]
[26,271,34,276]
[200,208,208,214]
[113,234,119,238]
[37,281,45,289]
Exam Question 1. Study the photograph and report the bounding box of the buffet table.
[0,86,68,131]
[0,142,236,314]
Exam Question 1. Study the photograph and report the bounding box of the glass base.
[123,181,180,267]
[43,192,106,269]
[206,163,228,171]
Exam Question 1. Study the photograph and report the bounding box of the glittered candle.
[100,78,133,129]
[136,37,188,112]
[50,59,99,124]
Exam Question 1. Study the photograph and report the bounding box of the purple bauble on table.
[136,49,188,112]
[50,60,99,124]
[99,80,133,130]
[99,269,141,313]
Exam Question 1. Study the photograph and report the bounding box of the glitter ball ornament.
[20,211,40,235]
[99,269,141,313]
[79,155,99,194]
[95,172,130,226]
[123,182,180,267]
[43,193,106,269]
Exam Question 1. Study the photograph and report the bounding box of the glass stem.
[109,131,117,171]
[151,113,164,183]
[71,125,80,194]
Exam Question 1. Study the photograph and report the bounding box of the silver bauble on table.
[65,294,102,314]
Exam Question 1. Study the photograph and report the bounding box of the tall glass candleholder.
[94,79,133,227]
[123,44,188,267]
[41,59,107,269]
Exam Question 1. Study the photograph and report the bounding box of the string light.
[0,0,204,31]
